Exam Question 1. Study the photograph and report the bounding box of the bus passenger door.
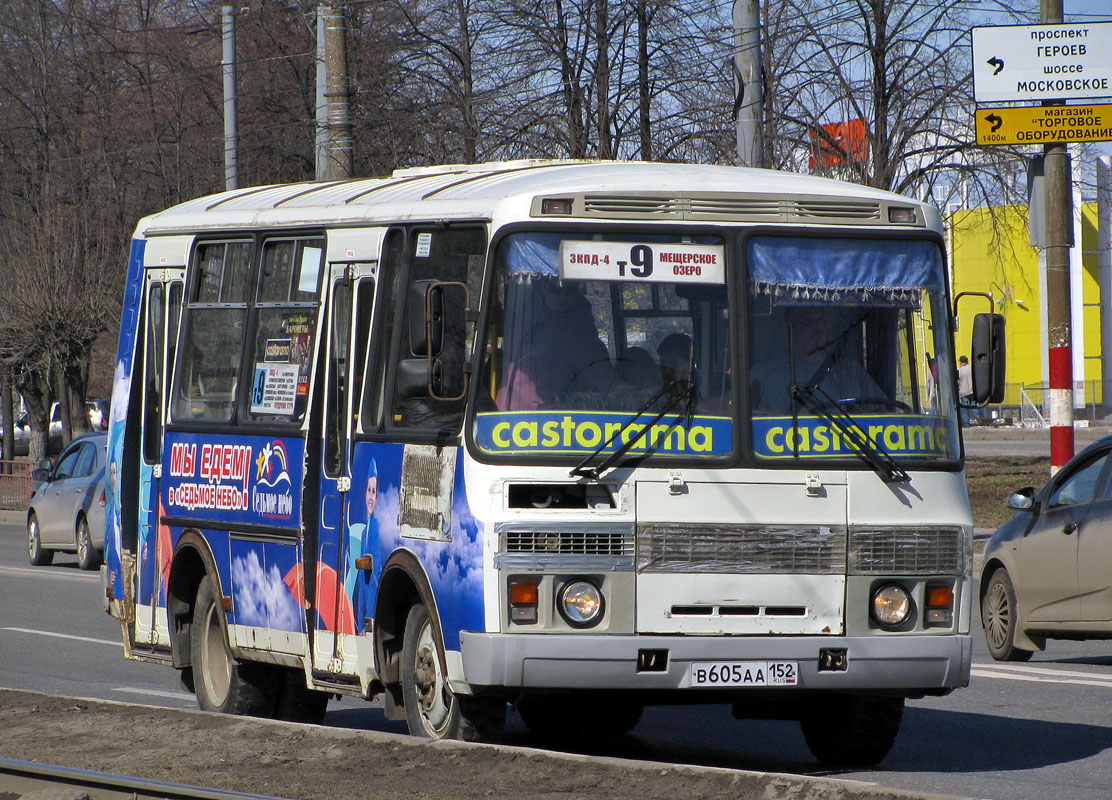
[311,264,364,674]
[135,274,183,647]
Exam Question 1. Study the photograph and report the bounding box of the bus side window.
[172,241,250,422]
[388,228,484,432]
[247,238,323,424]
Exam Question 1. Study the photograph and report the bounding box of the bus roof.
[135,160,938,237]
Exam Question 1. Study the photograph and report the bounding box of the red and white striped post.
[1042,0,1074,474]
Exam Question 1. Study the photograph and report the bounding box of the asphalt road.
[963,423,1111,458]
[2,514,1111,800]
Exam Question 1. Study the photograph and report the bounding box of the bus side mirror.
[396,358,444,398]
[972,312,1006,404]
[407,279,443,357]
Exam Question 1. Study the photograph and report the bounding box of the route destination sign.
[975,104,1112,145]
[972,22,1112,103]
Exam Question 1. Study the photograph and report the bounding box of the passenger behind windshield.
[751,304,885,414]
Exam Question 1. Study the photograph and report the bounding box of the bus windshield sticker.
[560,241,725,285]
[752,414,953,459]
[475,410,732,457]
[416,232,433,258]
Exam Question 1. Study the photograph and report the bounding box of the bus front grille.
[848,527,967,576]
[636,524,847,574]
[502,529,634,556]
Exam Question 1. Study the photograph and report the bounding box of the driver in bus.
[752,305,883,413]
[497,279,613,410]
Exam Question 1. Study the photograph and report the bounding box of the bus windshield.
[475,231,734,464]
[747,235,959,465]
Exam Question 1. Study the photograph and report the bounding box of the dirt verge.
[0,690,962,800]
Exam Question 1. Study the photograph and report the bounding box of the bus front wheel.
[190,575,274,716]
[401,603,504,742]
[799,694,903,766]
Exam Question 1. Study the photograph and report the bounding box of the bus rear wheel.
[800,694,903,766]
[190,576,274,716]
[401,603,504,742]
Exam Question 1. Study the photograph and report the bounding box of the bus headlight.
[870,583,911,629]
[557,579,604,628]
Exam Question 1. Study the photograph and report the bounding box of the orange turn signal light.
[925,586,953,608]
[510,583,538,606]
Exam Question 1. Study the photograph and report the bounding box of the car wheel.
[27,513,53,566]
[401,603,504,742]
[981,568,1033,662]
[800,694,904,766]
[190,576,276,716]
[76,516,101,571]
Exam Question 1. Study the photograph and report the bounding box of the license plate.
[689,661,798,687]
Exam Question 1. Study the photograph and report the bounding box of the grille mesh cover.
[637,524,846,574]
[502,529,633,556]
[849,527,966,575]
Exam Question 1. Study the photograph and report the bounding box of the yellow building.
[948,201,1103,410]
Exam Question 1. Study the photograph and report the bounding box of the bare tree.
[763,0,1037,209]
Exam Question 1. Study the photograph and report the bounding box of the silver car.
[26,433,107,570]
[980,435,1112,661]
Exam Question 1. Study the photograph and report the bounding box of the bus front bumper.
[458,631,972,693]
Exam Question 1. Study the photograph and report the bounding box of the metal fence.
[0,460,32,511]
[980,381,1109,428]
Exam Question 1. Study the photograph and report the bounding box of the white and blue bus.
[104,160,1002,764]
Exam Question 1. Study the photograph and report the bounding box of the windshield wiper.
[569,379,694,481]
[790,383,910,484]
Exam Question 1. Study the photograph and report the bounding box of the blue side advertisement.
[162,433,303,527]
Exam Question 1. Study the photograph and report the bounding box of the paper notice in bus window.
[560,241,725,284]
[251,363,299,414]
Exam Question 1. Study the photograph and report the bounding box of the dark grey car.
[980,434,1112,661]
[26,432,107,570]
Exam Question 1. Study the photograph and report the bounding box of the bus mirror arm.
[954,292,1007,406]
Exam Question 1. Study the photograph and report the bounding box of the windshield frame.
[466,222,739,471]
[740,227,962,472]
[464,223,963,472]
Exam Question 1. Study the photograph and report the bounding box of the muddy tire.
[981,568,1033,662]
[27,513,53,566]
[190,576,275,716]
[76,516,101,571]
[800,694,904,766]
[401,603,504,742]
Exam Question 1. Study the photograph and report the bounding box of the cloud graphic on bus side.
[232,550,303,632]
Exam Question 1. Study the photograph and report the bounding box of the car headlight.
[871,583,911,629]
[557,579,604,628]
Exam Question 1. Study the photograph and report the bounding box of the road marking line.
[111,687,194,702]
[1,627,122,648]
[973,661,1112,681]
[0,565,99,582]
[972,668,1112,688]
